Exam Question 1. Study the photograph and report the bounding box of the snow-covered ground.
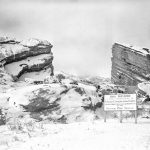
[0,73,149,150]
[1,119,150,150]
[0,70,149,150]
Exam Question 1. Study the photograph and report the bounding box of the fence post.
[120,110,123,123]
[135,110,137,124]
[104,111,107,122]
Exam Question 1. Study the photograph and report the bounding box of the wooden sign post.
[104,94,137,124]
[104,111,107,122]
[135,110,137,124]
[135,95,137,124]
[120,110,122,123]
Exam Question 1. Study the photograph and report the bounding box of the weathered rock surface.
[0,37,54,81]
[0,82,101,124]
[111,43,150,86]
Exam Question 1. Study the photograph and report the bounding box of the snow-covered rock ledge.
[0,37,54,80]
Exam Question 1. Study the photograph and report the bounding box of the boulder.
[0,37,54,81]
[3,83,102,124]
[138,82,150,95]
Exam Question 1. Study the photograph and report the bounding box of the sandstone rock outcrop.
[0,37,107,125]
[0,37,54,81]
[1,83,101,124]
[111,43,150,86]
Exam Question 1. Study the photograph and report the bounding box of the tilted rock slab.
[111,43,150,86]
[0,37,54,80]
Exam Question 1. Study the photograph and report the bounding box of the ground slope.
[1,120,150,150]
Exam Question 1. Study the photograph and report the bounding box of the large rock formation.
[0,81,102,124]
[111,43,150,86]
[0,37,54,82]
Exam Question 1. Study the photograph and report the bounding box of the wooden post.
[104,111,107,122]
[135,110,137,124]
[120,110,123,123]
[104,97,106,123]
[135,94,137,124]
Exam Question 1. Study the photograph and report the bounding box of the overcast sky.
[0,0,150,77]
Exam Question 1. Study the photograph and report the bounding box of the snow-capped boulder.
[4,83,102,124]
[61,78,78,86]
[44,76,59,84]
[0,37,54,81]
[138,82,150,95]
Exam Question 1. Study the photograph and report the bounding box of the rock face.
[111,43,150,86]
[0,82,101,124]
[0,37,54,81]
[0,37,108,125]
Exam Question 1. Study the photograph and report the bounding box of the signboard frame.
[104,93,137,123]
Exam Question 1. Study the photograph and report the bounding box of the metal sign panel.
[104,94,137,111]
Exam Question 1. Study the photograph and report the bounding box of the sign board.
[104,94,137,111]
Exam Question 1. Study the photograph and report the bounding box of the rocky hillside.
[0,38,149,127]
[0,37,54,84]
[0,82,103,124]
[111,43,150,86]
[0,37,105,125]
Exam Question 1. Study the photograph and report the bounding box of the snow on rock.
[0,68,14,93]
[0,37,54,81]
[19,69,54,82]
[138,82,150,95]
[5,54,53,78]
[20,38,50,47]
[0,37,16,44]
[111,43,150,86]
[1,82,102,124]
[61,78,78,86]
[0,37,53,63]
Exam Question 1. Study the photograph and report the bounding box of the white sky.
[0,0,150,77]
